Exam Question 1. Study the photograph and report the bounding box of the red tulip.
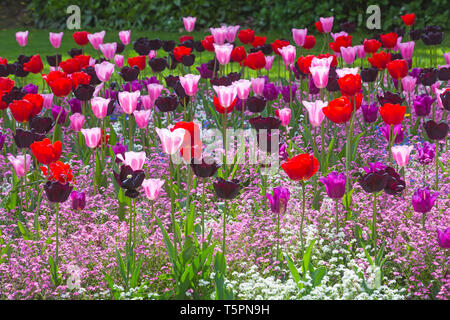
[23,54,43,74]
[329,35,352,53]
[379,103,406,125]
[70,71,91,89]
[9,99,34,123]
[31,138,62,165]
[23,93,44,117]
[41,161,74,184]
[302,35,316,50]
[251,36,266,48]
[401,13,415,26]
[72,31,90,46]
[281,153,319,181]
[231,46,246,63]
[323,96,353,124]
[316,53,337,67]
[73,54,91,69]
[213,96,236,114]
[368,51,391,70]
[173,46,192,62]
[49,77,72,97]
[201,36,215,52]
[42,70,66,85]
[244,51,266,70]
[315,21,324,33]
[271,39,290,55]
[0,77,14,92]
[348,93,363,111]
[387,59,408,80]
[297,55,315,74]
[338,74,361,97]
[363,39,381,53]
[179,35,194,43]
[380,32,398,49]
[59,58,81,74]
[238,29,255,44]
[128,55,146,70]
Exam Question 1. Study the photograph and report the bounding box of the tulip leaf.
[310,266,327,287]
[284,253,301,285]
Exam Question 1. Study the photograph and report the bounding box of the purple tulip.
[416,141,436,165]
[52,105,68,124]
[71,191,86,211]
[363,162,387,174]
[380,124,404,144]
[196,63,213,79]
[278,84,298,103]
[361,102,379,123]
[437,227,450,249]
[319,171,346,199]
[262,82,279,101]
[413,94,436,117]
[68,98,82,114]
[412,187,438,213]
[24,83,39,94]
[122,80,143,92]
[266,186,290,214]
[308,76,319,95]
[409,68,422,78]
[0,132,6,151]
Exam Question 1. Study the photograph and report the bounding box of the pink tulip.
[147,84,164,101]
[93,83,104,98]
[340,46,356,65]
[393,36,403,52]
[354,45,366,59]
[251,78,265,96]
[148,50,157,60]
[16,31,28,47]
[399,41,415,61]
[142,178,165,201]
[310,66,329,89]
[99,42,117,60]
[91,97,111,119]
[278,107,291,127]
[311,56,333,68]
[141,95,154,110]
[213,85,238,108]
[392,145,413,167]
[81,128,101,149]
[331,31,347,41]
[117,151,146,171]
[118,30,131,45]
[303,100,326,127]
[69,113,85,132]
[233,79,252,100]
[94,61,114,82]
[118,91,140,114]
[210,27,227,45]
[42,93,54,109]
[155,128,186,155]
[179,74,201,96]
[134,110,152,129]
[183,17,196,32]
[226,25,240,43]
[401,75,417,93]
[444,52,450,65]
[279,45,296,68]
[114,54,124,68]
[87,31,106,50]
[434,87,446,109]
[214,43,233,65]
[7,154,32,177]
[265,56,275,71]
[336,67,359,78]
[292,28,307,47]
[49,32,64,49]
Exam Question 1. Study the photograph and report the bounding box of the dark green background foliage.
[23,0,450,32]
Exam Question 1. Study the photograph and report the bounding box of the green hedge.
[26,0,449,32]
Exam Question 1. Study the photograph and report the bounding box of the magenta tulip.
[179,74,201,96]
[292,28,307,47]
[49,32,64,49]
[118,30,131,45]
[69,113,85,132]
[7,154,32,177]
[134,110,151,129]
[99,42,117,60]
[16,31,28,47]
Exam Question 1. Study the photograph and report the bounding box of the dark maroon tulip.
[14,128,45,149]
[181,39,194,50]
[340,21,356,33]
[424,120,449,141]
[190,157,220,178]
[377,91,404,105]
[441,91,450,111]
[114,165,145,198]
[210,76,232,87]
[133,37,151,55]
[165,75,179,88]
[206,58,220,72]
[213,178,241,200]
[119,66,140,82]
[438,67,450,81]
[162,40,176,52]
[116,42,125,54]
[167,53,178,70]
[71,191,86,210]
[148,39,163,51]
[409,29,422,41]
[421,26,444,45]
[260,44,273,55]
[148,57,167,73]
[249,116,281,131]
[106,99,116,116]
[181,54,195,67]
[44,181,73,203]
[384,167,405,196]
[0,64,9,77]
[155,95,179,112]
[2,86,26,107]
[68,48,82,58]
[82,66,101,85]
[256,130,279,154]
[46,54,62,67]
[361,67,378,83]
[393,27,405,38]
[193,40,205,52]
[30,116,54,134]
[326,75,340,92]
[74,84,95,101]
[227,72,241,83]
[246,96,267,113]
[358,170,389,193]
[418,68,437,86]
[174,81,188,99]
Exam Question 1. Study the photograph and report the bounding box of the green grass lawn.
[0,28,448,85]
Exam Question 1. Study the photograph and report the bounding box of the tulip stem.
[276,210,280,261]
[300,181,306,256]
[335,198,340,235]
[201,179,206,245]
[55,202,60,272]
[52,105,64,143]
[128,115,133,150]
[372,193,378,260]
[222,112,227,174]
[435,145,439,190]
[222,199,228,256]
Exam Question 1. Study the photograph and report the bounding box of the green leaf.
[310,266,327,287]
[284,253,301,284]
[302,239,316,279]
